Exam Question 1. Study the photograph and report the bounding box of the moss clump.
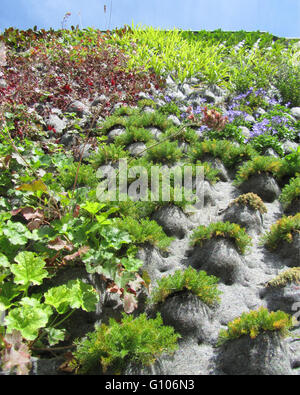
[191,221,252,255]
[261,213,300,251]
[148,266,221,307]
[217,307,294,345]
[72,313,180,374]
[228,193,267,214]
[266,267,300,288]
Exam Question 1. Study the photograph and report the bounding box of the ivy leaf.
[3,220,32,245]
[11,251,48,287]
[5,298,53,340]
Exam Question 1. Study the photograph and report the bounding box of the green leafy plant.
[228,193,267,214]
[71,312,180,374]
[261,213,300,250]
[148,266,221,307]
[191,221,252,254]
[217,307,294,345]
[250,134,284,157]
[0,250,99,374]
[279,176,300,210]
[266,267,300,288]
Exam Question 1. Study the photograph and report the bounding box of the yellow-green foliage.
[191,221,252,254]
[188,139,257,168]
[279,176,300,209]
[266,267,300,288]
[217,307,294,345]
[234,156,283,186]
[228,193,267,214]
[72,313,180,374]
[115,216,174,251]
[148,266,221,307]
[145,140,183,164]
[261,213,300,250]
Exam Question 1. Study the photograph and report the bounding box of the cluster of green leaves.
[205,123,247,144]
[71,312,180,374]
[114,216,173,251]
[180,29,290,49]
[148,267,221,307]
[266,267,300,288]
[191,221,252,255]
[279,176,300,210]
[250,134,284,157]
[217,307,294,345]
[261,213,300,251]
[228,193,267,214]
[0,249,99,374]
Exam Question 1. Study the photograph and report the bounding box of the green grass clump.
[266,267,300,288]
[145,140,183,164]
[279,176,300,210]
[274,61,300,107]
[188,139,257,168]
[58,162,98,189]
[217,307,294,345]
[191,221,252,255]
[114,126,154,147]
[228,193,267,214]
[148,266,221,307]
[88,144,129,167]
[72,313,180,374]
[261,213,300,251]
[115,216,174,251]
[234,156,283,186]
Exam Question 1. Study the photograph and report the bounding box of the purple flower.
[165,96,172,103]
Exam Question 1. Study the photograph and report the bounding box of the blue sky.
[0,0,299,37]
